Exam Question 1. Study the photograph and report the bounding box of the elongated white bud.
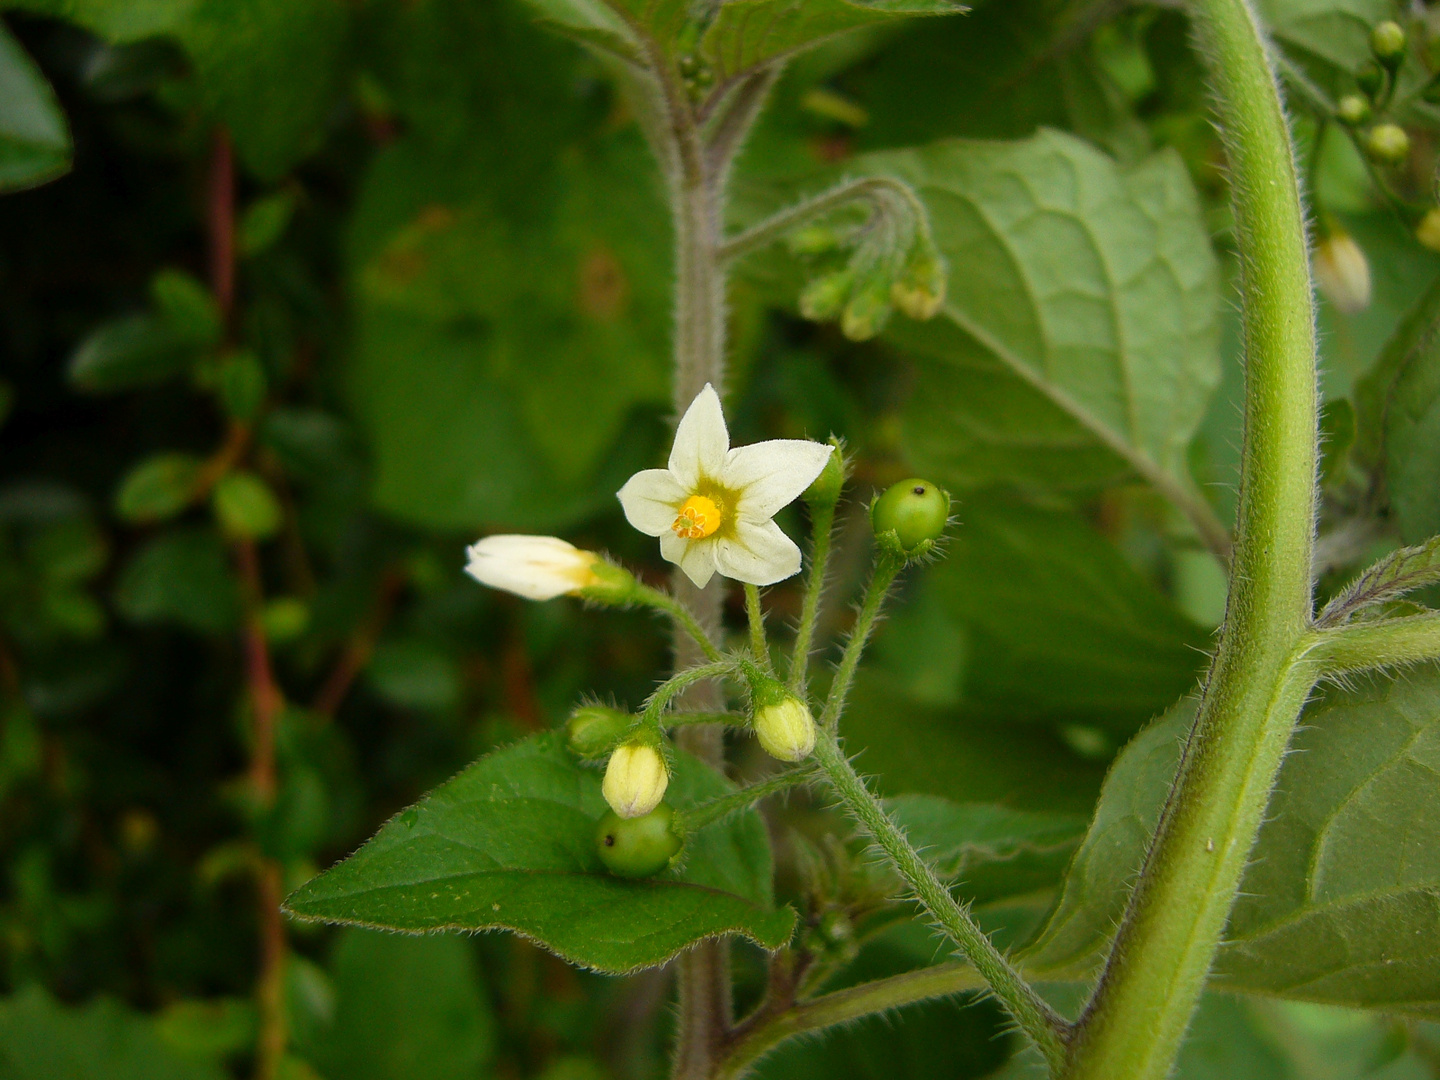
[602,743,669,819]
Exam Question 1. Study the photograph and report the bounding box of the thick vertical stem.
[664,80,735,1080]
[1061,1,1318,1077]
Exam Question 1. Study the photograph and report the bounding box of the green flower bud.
[595,803,683,878]
[1417,208,1440,253]
[602,741,669,819]
[786,225,844,257]
[1336,93,1371,126]
[1365,123,1410,165]
[871,478,950,554]
[566,705,632,759]
[839,277,892,342]
[750,678,816,762]
[1356,61,1384,100]
[799,269,854,322]
[1370,20,1406,67]
[803,438,846,509]
[890,252,947,321]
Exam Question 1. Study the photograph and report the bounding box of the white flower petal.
[724,440,834,520]
[713,518,801,586]
[661,532,717,588]
[618,469,688,536]
[465,535,595,601]
[668,384,729,488]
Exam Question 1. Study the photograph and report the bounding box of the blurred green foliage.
[3,0,1440,1076]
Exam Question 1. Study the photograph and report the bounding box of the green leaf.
[1256,0,1390,73]
[283,732,795,973]
[113,527,241,634]
[114,453,204,523]
[150,269,222,348]
[0,20,70,191]
[1374,282,1440,545]
[920,500,1211,732]
[838,132,1221,501]
[299,931,496,1080]
[7,0,348,178]
[1317,535,1440,626]
[238,190,297,256]
[364,638,461,711]
[884,795,1085,905]
[1352,272,1440,477]
[0,984,227,1080]
[1024,666,1440,1014]
[211,471,282,540]
[67,315,196,393]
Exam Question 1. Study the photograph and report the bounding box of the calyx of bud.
[566,705,632,759]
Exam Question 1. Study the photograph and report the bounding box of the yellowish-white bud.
[754,695,817,763]
[602,743,669,819]
[465,535,632,602]
[1313,232,1371,314]
[1417,209,1440,253]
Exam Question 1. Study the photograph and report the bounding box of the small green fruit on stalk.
[750,676,816,762]
[595,803,683,878]
[1336,94,1370,126]
[1365,123,1410,165]
[1370,20,1406,68]
[871,478,951,556]
[1417,208,1440,253]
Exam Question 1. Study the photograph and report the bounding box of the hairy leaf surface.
[849,131,1220,500]
[1023,667,1440,1014]
[284,732,795,973]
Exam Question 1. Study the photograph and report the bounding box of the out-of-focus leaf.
[284,732,795,973]
[154,998,257,1059]
[211,471,281,540]
[0,985,227,1080]
[1353,272,1440,475]
[1257,0,1390,72]
[8,0,348,177]
[884,795,1084,904]
[300,931,495,1080]
[1374,285,1440,545]
[114,453,203,523]
[113,527,240,634]
[923,500,1210,732]
[238,191,296,256]
[840,672,1107,816]
[364,638,461,711]
[1023,666,1440,1015]
[150,269,222,348]
[67,315,196,393]
[830,132,1220,501]
[0,20,70,191]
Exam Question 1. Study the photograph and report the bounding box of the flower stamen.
[672,495,722,539]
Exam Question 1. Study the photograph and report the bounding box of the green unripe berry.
[566,705,632,759]
[871,478,950,553]
[1370,21,1406,66]
[1365,123,1410,165]
[803,438,845,509]
[1336,94,1370,126]
[1356,61,1384,100]
[595,803,683,878]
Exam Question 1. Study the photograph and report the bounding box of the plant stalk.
[1060,1,1319,1076]
[820,552,902,732]
[788,500,835,695]
[812,731,1071,1071]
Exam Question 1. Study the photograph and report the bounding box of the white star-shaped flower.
[617,385,833,588]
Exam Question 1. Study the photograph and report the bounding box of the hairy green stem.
[716,176,930,264]
[1060,1,1320,1077]
[812,731,1071,1070]
[744,583,772,671]
[820,552,902,732]
[636,584,725,663]
[663,710,746,728]
[676,767,814,835]
[788,501,836,695]
[714,962,988,1080]
[643,661,739,726]
[1313,613,1440,673]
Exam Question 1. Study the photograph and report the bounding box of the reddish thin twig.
[312,569,405,718]
[208,128,235,322]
